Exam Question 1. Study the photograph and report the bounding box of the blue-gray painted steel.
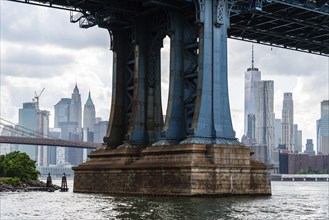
[7,0,329,147]
[107,0,238,147]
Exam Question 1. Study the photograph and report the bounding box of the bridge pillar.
[73,0,271,196]
[105,1,238,148]
[104,28,132,148]
[181,0,237,144]
[105,15,166,148]
[153,10,185,146]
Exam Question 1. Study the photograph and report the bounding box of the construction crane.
[33,88,45,110]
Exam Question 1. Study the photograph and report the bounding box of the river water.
[1,180,328,220]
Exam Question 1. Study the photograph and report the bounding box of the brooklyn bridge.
[4,0,329,196]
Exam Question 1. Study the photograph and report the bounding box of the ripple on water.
[1,181,328,219]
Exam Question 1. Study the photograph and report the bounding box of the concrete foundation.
[73,144,271,196]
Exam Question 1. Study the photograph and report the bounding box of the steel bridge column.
[104,29,131,148]
[125,19,148,146]
[212,0,235,139]
[182,0,237,144]
[153,10,185,145]
[190,0,215,139]
[122,17,165,147]
[146,33,164,144]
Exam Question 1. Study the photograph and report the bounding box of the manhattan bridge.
[7,0,329,149]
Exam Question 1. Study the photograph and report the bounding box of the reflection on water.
[1,181,328,219]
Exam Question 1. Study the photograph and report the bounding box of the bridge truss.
[6,0,329,149]
[8,0,329,56]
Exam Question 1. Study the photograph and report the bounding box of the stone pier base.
[73,144,271,196]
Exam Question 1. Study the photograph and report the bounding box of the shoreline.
[0,179,61,192]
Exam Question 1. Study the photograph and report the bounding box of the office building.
[256,80,275,163]
[83,91,96,134]
[279,151,329,174]
[244,46,261,137]
[94,120,109,143]
[54,85,84,166]
[319,100,329,154]
[316,119,321,154]
[18,102,49,164]
[293,124,302,153]
[304,139,315,155]
[247,114,256,142]
[274,118,282,149]
[69,84,82,130]
[37,110,50,166]
[281,92,294,151]
[49,128,61,165]
[54,98,71,128]
[18,102,38,161]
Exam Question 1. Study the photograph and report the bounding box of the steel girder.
[8,0,329,55]
[6,0,329,147]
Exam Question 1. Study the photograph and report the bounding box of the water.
[1,180,328,220]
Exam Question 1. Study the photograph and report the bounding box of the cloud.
[1,1,109,49]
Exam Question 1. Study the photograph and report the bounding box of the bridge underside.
[8,0,329,195]
[10,0,329,56]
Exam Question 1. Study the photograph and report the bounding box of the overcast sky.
[1,1,328,150]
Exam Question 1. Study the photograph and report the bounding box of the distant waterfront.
[1,180,328,219]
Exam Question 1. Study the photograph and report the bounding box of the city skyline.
[0,1,328,149]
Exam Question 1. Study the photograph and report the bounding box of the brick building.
[279,151,329,174]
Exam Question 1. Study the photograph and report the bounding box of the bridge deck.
[0,136,99,149]
[8,0,329,56]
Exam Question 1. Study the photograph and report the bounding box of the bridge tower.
[104,0,238,149]
[14,0,271,196]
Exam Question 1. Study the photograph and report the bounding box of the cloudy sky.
[1,1,328,150]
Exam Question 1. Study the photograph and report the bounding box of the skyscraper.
[94,120,109,143]
[83,91,96,133]
[293,124,302,153]
[18,102,38,161]
[244,46,261,137]
[304,139,315,155]
[54,85,84,166]
[256,80,275,163]
[18,102,49,165]
[37,110,50,166]
[316,119,321,154]
[320,100,329,154]
[274,118,282,149]
[68,84,83,165]
[54,98,71,128]
[83,91,96,161]
[247,114,256,141]
[281,93,294,152]
[69,84,82,130]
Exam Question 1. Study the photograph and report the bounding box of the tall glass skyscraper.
[256,80,275,163]
[18,102,49,165]
[274,118,282,148]
[244,46,261,137]
[54,98,71,128]
[293,124,302,152]
[281,93,294,152]
[37,110,50,166]
[18,102,38,161]
[320,100,329,154]
[316,119,321,154]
